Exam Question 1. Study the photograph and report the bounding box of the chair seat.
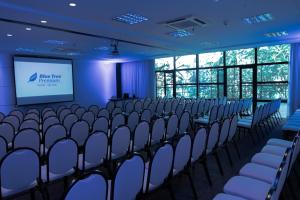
[282,124,300,132]
[261,145,287,157]
[251,153,283,169]
[78,154,102,171]
[237,120,251,128]
[239,163,277,184]
[267,138,292,148]
[213,193,247,200]
[1,181,37,198]
[224,176,271,200]
[194,117,209,124]
[41,165,75,182]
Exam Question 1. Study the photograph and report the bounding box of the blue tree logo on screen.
[28,72,38,82]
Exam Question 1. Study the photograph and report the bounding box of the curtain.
[288,43,300,115]
[121,60,155,98]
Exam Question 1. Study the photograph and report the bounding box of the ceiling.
[0,0,300,62]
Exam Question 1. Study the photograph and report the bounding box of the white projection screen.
[14,56,74,105]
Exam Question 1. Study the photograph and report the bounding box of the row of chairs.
[282,109,300,133]
[214,132,300,200]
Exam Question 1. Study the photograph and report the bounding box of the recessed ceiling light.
[243,13,273,24]
[168,29,193,38]
[25,27,32,31]
[113,13,148,25]
[94,46,109,51]
[265,31,288,38]
[40,20,47,24]
[6,33,13,37]
[69,2,77,7]
[16,47,35,53]
[44,40,67,45]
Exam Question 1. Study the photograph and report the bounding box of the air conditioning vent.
[164,16,207,29]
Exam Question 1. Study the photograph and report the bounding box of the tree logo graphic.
[28,72,38,82]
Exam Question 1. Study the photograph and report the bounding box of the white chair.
[13,129,41,155]
[43,110,56,121]
[81,111,95,129]
[88,105,100,116]
[92,117,109,133]
[0,136,7,161]
[70,121,90,147]
[0,122,14,147]
[218,118,231,147]
[59,108,72,122]
[70,104,80,113]
[109,126,130,161]
[20,119,39,131]
[111,154,145,200]
[164,100,172,115]
[43,124,67,155]
[143,143,173,194]
[42,107,54,117]
[0,148,40,199]
[9,110,24,123]
[106,101,115,114]
[24,113,40,123]
[175,104,184,118]
[27,109,40,116]
[3,115,20,133]
[63,113,79,134]
[134,101,143,113]
[213,193,247,200]
[125,102,134,114]
[132,121,149,152]
[78,132,108,171]
[165,115,178,139]
[75,107,86,119]
[150,118,165,145]
[156,102,164,117]
[127,111,139,132]
[178,111,190,135]
[42,116,60,134]
[56,105,67,116]
[111,114,125,134]
[194,105,218,126]
[217,104,225,121]
[0,112,4,122]
[64,172,107,200]
[141,109,151,123]
[42,138,78,184]
[98,109,110,120]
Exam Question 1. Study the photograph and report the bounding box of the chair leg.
[185,171,198,200]
[233,140,241,159]
[202,159,212,186]
[224,146,233,166]
[30,188,35,200]
[214,152,224,176]
[167,182,176,200]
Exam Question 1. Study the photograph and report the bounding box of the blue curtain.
[121,60,155,98]
[288,43,300,115]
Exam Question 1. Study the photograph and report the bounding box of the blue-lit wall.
[0,53,116,114]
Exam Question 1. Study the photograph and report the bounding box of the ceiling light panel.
[243,13,273,24]
[169,30,193,38]
[265,31,288,38]
[44,40,67,45]
[113,13,148,24]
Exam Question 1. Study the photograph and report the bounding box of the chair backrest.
[0,136,7,161]
[44,124,67,149]
[70,121,90,146]
[43,110,56,121]
[141,109,151,123]
[173,135,191,176]
[175,104,184,118]
[63,114,79,134]
[97,109,110,120]
[0,112,4,122]
[47,139,78,181]
[13,129,40,153]
[27,109,40,116]
[88,105,99,116]
[106,101,115,114]
[217,104,225,120]
[24,113,39,124]
[252,106,261,126]
[75,107,86,119]
[70,104,80,113]
[151,118,165,145]
[164,101,172,114]
[206,122,219,153]
[171,100,179,112]
[233,101,239,114]
[110,126,130,160]
[191,128,207,163]
[134,101,143,113]
[9,110,24,123]
[178,111,190,135]
[83,132,108,170]
[209,106,218,123]
[198,101,205,116]
[191,102,199,116]
[166,115,178,139]
[111,114,125,133]
[112,107,122,118]
[43,116,60,134]
[0,122,15,144]
[113,155,145,200]
[3,115,20,133]
[223,104,230,118]
[133,121,149,152]
[143,99,151,109]
[125,102,134,114]
[64,173,107,200]
[81,111,95,129]
[228,115,238,141]
[42,107,54,117]
[146,143,173,192]
[92,117,109,133]
[59,108,72,122]
[56,105,67,116]
[127,112,139,132]
[218,118,231,146]
[156,102,164,116]
[0,148,39,196]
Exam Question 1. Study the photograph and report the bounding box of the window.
[155,57,174,71]
[226,48,255,66]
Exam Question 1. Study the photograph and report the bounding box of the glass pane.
[199,52,224,67]
[242,68,253,83]
[258,44,290,63]
[166,86,173,97]
[226,48,255,66]
[199,69,221,83]
[257,64,288,82]
[165,73,173,85]
[257,83,288,100]
[156,72,164,87]
[176,70,196,84]
[155,57,174,70]
[157,87,165,97]
[176,85,197,98]
[175,55,196,69]
[242,84,253,98]
[227,68,240,86]
[227,85,240,99]
[199,85,218,98]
